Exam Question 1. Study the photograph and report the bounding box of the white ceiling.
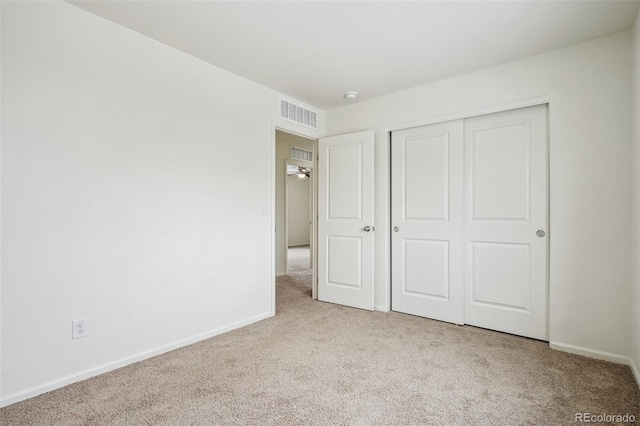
[70,1,640,110]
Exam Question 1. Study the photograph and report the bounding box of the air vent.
[281,99,317,129]
[290,146,313,163]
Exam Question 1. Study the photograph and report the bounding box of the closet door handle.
[394,226,400,232]
[363,226,372,232]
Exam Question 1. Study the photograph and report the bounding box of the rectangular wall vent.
[281,99,317,129]
[290,146,313,162]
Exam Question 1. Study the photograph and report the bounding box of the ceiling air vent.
[290,146,313,163]
[281,99,317,129]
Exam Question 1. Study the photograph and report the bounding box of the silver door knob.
[394,226,399,232]
[536,230,545,237]
[363,226,372,232]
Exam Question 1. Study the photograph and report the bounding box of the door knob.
[536,230,545,237]
[363,226,372,232]
[394,226,399,232]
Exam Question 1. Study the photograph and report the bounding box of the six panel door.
[318,130,375,310]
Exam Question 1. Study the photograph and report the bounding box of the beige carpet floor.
[1,246,639,425]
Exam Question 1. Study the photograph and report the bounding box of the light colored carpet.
[1,246,638,425]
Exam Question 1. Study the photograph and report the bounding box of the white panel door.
[464,105,548,340]
[318,130,374,310]
[391,120,464,324]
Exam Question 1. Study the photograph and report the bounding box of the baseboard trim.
[549,341,630,365]
[276,273,286,277]
[550,341,640,389]
[374,305,390,312]
[0,311,273,408]
[630,357,640,390]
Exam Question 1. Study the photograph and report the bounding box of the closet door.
[391,120,464,324]
[464,105,548,340]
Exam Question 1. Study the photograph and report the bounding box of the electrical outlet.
[72,318,88,340]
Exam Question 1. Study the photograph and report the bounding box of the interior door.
[464,105,548,340]
[391,120,464,324]
[318,130,374,310]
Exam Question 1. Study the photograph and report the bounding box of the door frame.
[387,95,551,329]
[271,121,320,316]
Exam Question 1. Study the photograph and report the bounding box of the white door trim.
[271,122,320,316]
[387,95,550,132]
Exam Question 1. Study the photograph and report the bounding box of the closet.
[391,105,548,340]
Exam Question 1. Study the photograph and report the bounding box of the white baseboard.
[276,272,286,277]
[549,341,630,365]
[630,357,640,390]
[374,305,390,312]
[0,311,273,408]
[549,342,640,389]
[549,342,637,364]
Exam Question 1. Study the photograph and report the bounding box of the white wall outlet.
[260,206,270,215]
[72,318,88,340]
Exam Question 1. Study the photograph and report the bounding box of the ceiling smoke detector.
[344,91,358,100]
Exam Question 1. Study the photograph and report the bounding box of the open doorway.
[286,163,312,271]
[275,129,317,302]
[284,162,313,297]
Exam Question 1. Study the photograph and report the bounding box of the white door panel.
[404,134,450,221]
[327,143,363,219]
[318,130,374,310]
[471,123,530,220]
[391,120,464,324]
[464,105,548,340]
[328,236,362,288]
[403,239,449,299]
[470,242,530,310]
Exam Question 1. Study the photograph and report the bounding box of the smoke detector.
[344,91,358,100]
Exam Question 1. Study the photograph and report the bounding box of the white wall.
[275,131,314,275]
[287,175,311,247]
[631,9,640,385]
[326,31,634,359]
[0,1,323,404]
[2,1,637,407]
